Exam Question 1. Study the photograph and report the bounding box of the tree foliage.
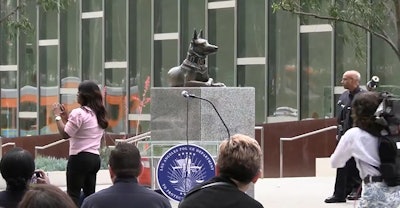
[0,0,71,37]
[272,0,400,61]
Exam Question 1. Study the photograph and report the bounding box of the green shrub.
[34,147,113,171]
[100,146,113,169]
[34,156,67,171]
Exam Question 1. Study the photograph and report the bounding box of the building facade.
[1,0,399,138]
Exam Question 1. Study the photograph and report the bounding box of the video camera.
[366,76,380,91]
[370,76,400,136]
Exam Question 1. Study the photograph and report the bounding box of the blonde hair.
[217,134,262,183]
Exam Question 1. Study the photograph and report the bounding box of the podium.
[149,87,256,198]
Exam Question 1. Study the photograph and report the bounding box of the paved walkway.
[91,176,358,208]
[255,177,357,208]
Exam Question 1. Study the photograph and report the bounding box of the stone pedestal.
[150,87,255,141]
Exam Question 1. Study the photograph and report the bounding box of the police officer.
[325,70,364,203]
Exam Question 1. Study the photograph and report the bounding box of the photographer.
[0,147,50,208]
[330,92,400,207]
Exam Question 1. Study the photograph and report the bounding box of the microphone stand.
[187,94,231,140]
[181,90,231,196]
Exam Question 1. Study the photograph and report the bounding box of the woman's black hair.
[0,147,35,191]
[77,80,109,129]
[351,92,384,136]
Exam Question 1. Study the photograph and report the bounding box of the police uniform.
[333,87,364,200]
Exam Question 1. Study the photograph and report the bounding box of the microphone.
[181,90,195,98]
[181,90,231,139]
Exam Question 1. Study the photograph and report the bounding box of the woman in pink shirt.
[52,80,109,206]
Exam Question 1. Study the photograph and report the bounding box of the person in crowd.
[0,147,50,208]
[330,92,400,207]
[52,80,109,206]
[81,142,171,208]
[178,134,263,208]
[18,184,77,208]
[325,70,364,203]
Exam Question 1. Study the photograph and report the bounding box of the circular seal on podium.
[156,144,216,201]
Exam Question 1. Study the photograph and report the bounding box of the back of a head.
[109,142,142,178]
[352,91,383,135]
[0,147,35,191]
[78,80,102,106]
[217,134,262,184]
[18,184,77,208]
[77,80,108,129]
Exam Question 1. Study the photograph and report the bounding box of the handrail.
[35,139,68,157]
[116,135,151,144]
[115,131,151,144]
[255,126,264,178]
[279,125,337,177]
[33,132,152,157]
[1,142,16,148]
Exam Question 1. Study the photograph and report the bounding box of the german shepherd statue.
[167,30,225,87]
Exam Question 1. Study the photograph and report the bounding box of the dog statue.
[167,30,225,87]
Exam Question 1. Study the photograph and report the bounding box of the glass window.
[39,86,58,135]
[128,0,152,134]
[0,72,17,137]
[61,94,79,110]
[39,46,58,86]
[237,65,265,124]
[19,0,37,88]
[0,0,17,65]
[371,2,400,95]
[267,9,298,122]
[19,118,37,136]
[18,0,38,137]
[335,22,367,85]
[154,40,178,87]
[105,0,126,62]
[38,8,58,39]
[82,0,102,12]
[19,85,38,136]
[180,0,206,61]
[39,46,58,135]
[59,1,79,130]
[105,68,126,134]
[82,18,103,83]
[208,8,235,86]
[237,0,265,57]
[300,1,331,25]
[60,0,80,81]
[154,0,178,33]
[1,1,20,137]
[371,36,400,94]
[300,32,333,119]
